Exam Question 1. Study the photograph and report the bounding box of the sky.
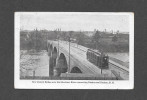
[19,12,130,32]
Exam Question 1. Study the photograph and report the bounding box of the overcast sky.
[20,12,130,32]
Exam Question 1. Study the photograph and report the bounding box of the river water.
[107,52,129,63]
[20,50,49,77]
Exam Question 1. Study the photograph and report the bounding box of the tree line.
[20,29,127,52]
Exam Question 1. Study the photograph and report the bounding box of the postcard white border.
[14,12,134,89]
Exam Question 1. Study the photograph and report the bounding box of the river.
[107,52,129,63]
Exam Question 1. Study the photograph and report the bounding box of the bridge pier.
[48,47,51,56]
[49,57,54,76]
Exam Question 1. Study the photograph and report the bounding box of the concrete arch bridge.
[47,40,119,79]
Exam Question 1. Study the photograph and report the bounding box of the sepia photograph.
[15,12,134,89]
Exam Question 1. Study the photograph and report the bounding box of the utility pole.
[100,51,104,74]
[68,31,73,72]
[35,28,37,52]
[58,34,59,56]
[55,29,60,56]
[68,36,70,72]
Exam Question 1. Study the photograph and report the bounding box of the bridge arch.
[71,67,82,73]
[52,47,58,68]
[54,53,68,76]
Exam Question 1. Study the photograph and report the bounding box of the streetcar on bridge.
[86,49,109,69]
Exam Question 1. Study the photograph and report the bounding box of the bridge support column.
[49,57,54,76]
[48,48,51,56]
